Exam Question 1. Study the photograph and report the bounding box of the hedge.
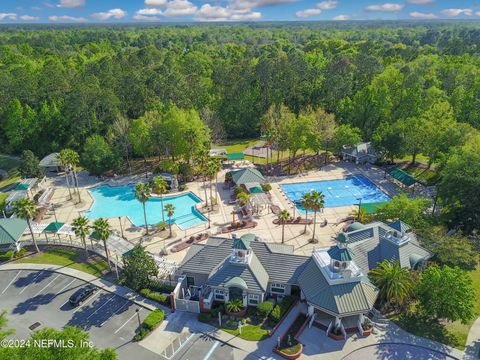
[257,301,273,319]
[140,288,171,307]
[135,309,165,341]
[198,313,212,323]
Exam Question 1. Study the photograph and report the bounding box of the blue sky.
[1,0,480,23]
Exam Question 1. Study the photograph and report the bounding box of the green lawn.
[16,247,109,277]
[394,264,480,350]
[222,323,270,341]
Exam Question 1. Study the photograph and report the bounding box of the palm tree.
[350,207,372,224]
[369,260,414,309]
[207,158,222,206]
[12,198,39,253]
[66,149,81,203]
[134,182,151,235]
[152,176,168,226]
[72,216,90,256]
[237,192,250,207]
[59,150,73,200]
[278,209,290,244]
[164,203,175,238]
[309,191,325,243]
[194,149,210,208]
[92,218,112,271]
[300,192,313,234]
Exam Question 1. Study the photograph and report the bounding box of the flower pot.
[328,332,345,341]
[361,327,373,337]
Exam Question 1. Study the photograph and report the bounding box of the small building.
[0,218,28,251]
[230,168,265,187]
[209,149,227,157]
[39,153,61,172]
[173,220,431,333]
[341,142,377,165]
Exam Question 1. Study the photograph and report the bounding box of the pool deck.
[21,161,430,265]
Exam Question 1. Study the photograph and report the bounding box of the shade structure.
[15,183,30,191]
[387,168,416,187]
[44,222,65,233]
[226,152,245,161]
[249,186,263,194]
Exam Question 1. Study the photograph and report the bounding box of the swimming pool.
[280,174,390,212]
[84,185,207,230]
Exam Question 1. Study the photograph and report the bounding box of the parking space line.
[202,340,220,360]
[19,271,44,294]
[72,290,102,313]
[113,309,140,334]
[100,299,130,327]
[33,274,60,297]
[1,271,21,295]
[85,294,116,320]
[55,279,76,296]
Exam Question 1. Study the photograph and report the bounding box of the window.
[270,283,285,294]
[186,276,195,287]
[248,294,260,305]
[214,289,224,301]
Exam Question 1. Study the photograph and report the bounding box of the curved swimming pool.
[84,184,207,230]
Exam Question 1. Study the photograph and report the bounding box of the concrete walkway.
[464,316,480,360]
[0,262,170,313]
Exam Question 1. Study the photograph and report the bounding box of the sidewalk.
[464,316,480,360]
[0,262,170,313]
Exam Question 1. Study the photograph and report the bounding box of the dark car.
[69,284,97,306]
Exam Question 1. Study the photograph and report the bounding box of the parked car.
[69,284,97,306]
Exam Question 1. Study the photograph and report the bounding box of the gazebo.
[39,153,61,172]
[231,168,265,187]
[0,218,28,251]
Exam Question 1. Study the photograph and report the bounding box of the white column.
[359,313,365,324]
[243,291,248,307]
[308,305,314,316]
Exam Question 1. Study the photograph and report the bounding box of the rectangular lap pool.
[280,174,390,212]
[84,185,207,230]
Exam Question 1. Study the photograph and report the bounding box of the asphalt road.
[0,269,158,360]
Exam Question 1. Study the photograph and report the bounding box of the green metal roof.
[336,232,348,243]
[298,259,378,316]
[231,168,265,186]
[225,276,248,289]
[15,183,30,191]
[388,167,416,187]
[327,246,355,262]
[0,219,28,245]
[233,236,252,250]
[249,185,263,194]
[226,152,245,161]
[44,222,65,233]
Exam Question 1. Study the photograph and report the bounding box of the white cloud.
[296,8,321,17]
[477,11,480,16]
[133,14,162,20]
[333,14,349,20]
[365,3,404,12]
[163,0,197,16]
[31,6,42,11]
[317,1,337,10]
[409,11,437,19]
[441,8,472,17]
[57,0,85,8]
[408,0,434,4]
[145,0,168,6]
[195,4,261,21]
[0,13,17,20]
[91,8,127,20]
[20,15,40,21]
[137,8,163,15]
[49,15,87,22]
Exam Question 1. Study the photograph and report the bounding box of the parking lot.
[171,333,234,360]
[0,269,158,360]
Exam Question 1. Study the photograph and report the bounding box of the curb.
[0,265,169,314]
[341,342,461,360]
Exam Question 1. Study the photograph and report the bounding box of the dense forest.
[1,22,480,232]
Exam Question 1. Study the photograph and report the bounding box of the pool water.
[84,185,207,230]
[280,175,390,212]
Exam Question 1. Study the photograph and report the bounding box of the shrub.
[0,251,14,262]
[143,309,164,331]
[257,301,273,319]
[270,305,282,323]
[140,288,170,306]
[134,327,149,341]
[210,304,225,317]
[261,183,272,192]
[178,162,193,181]
[149,280,175,293]
[198,313,212,323]
[226,299,244,313]
[155,160,179,175]
[233,186,246,197]
[139,289,151,297]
